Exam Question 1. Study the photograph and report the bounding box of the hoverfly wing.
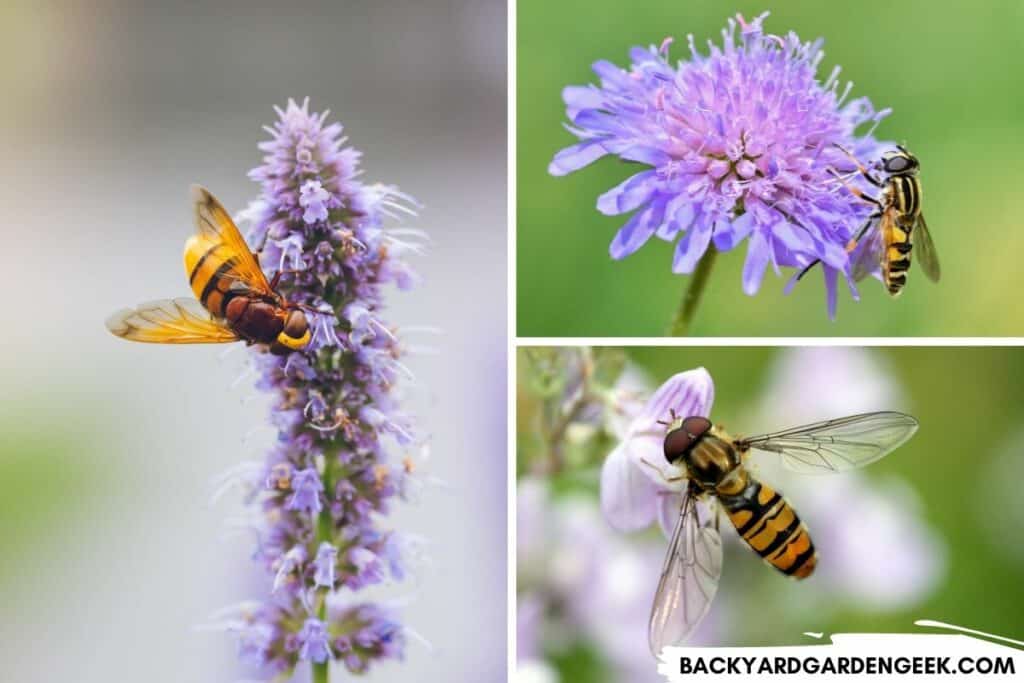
[738,411,918,475]
[648,491,722,656]
[106,298,239,344]
[849,221,885,282]
[190,185,273,295]
[913,213,941,282]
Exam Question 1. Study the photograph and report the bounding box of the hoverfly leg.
[288,301,321,315]
[845,211,883,252]
[795,257,821,282]
[655,408,679,428]
[709,499,720,533]
[832,143,884,187]
[827,168,884,208]
[270,267,309,291]
[639,457,687,484]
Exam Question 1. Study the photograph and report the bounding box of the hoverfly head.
[883,147,919,175]
[272,308,311,353]
[662,415,711,465]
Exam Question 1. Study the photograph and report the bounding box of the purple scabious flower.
[213,98,425,679]
[550,12,893,318]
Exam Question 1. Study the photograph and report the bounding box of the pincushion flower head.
[208,99,427,681]
[550,12,894,325]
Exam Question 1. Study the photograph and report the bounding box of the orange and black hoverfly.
[106,185,311,355]
[645,411,918,654]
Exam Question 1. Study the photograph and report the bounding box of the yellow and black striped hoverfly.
[798,145,940,295]
[106,185,312,355]
[645,410,918,654]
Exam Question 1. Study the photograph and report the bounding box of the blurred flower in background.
[517,347,947,681]
[549,13,894,319]
[748,347,945,613]
[517,478,719,683]
[977,426,1024,569]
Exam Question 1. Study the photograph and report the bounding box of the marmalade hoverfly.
[646,410,918,654]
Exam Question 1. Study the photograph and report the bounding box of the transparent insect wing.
[648,492,723,656]
[913,214,941,282]
[740,411,919,474]
[849,222,884,282]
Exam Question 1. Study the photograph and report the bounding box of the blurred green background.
[517,0,1024,336]
[517,346,1024,680]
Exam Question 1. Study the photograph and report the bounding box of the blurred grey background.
[0,1,506,681]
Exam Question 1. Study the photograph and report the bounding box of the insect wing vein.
[914,213,941,282]
[105,298,239,344]
[190,184,273,296]
[648,492,723,655]
[740,411,919,475]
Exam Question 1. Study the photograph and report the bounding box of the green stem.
[669,247,718,336]
[312,467,334,683]
[313,660,328,683]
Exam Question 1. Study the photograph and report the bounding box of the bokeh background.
[0,1,505,682]
[517,346,1024,682]
[517,0,1024,336]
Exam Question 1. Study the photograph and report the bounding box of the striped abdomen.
[882,175,922,296]
[721,477,817,579]
[184,235,243,317]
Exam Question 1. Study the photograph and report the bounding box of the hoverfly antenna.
[287,302,320,314]
[655,408,678,428]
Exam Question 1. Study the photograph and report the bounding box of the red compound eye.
[663,416,711,462]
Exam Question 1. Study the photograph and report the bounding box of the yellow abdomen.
[184,235,240,318]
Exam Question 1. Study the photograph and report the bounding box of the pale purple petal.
[548,139,608,176]
[597,170,658,216]
[742,229,771,295]
[600,443,660,531]
[632,367,715,434]
[671,214,713,274]
[609,201,664,259]
[712,210,754,250]
[656,490,687,540]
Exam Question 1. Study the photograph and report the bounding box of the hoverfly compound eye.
[662,416,712,463]
[284,310,309,339]
[884,154,912,173]
[276,310,311,350]
[681,416,712,437]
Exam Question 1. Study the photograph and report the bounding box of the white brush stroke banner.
[658,621,1023,682]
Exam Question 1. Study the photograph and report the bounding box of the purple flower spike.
[551,13,893,318]
[600,368,714,534]
[209,99,425,679]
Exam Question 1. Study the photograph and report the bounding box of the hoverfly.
[646,410,918,655]
[106,185,311,355]
[798,145,940,295]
